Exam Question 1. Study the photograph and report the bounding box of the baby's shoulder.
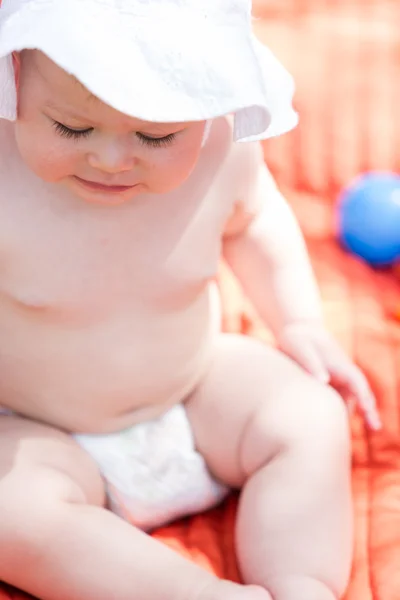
[0,120,16,166]
[0,120,26,182]
[0,119,17,149]
[0,121,54,226]
[205,116,265,199]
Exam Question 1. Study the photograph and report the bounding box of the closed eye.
[53,121,93,140]
[136,132,177,148]
[52,120,177,148]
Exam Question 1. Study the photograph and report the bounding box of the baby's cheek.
[23,148,70,182]
[34,148,76,182]
[151,146,200,192]
[16,129,77,182]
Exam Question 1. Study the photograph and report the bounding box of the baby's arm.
[223,148,322,336]
[222,142,380,429]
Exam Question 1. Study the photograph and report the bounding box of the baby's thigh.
[0,415,105,567]
[186,334,349,487]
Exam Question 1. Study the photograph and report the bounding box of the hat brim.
[0,0,298,141]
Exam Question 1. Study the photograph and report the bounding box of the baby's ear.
[12,52,21,90]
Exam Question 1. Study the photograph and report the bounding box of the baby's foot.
[196,579,272,600]
[269,576,337,600]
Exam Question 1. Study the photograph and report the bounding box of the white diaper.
[0,403,228,530]
[74,405,229,531]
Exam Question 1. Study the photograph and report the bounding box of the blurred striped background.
[252,0,400,200]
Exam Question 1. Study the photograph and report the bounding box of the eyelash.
[53,122,93,140]
[137,132,177,148]
[52,122,177,148]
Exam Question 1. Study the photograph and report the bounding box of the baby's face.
[14,51,206,205]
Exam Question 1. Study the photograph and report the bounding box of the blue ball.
[338,172,400,267]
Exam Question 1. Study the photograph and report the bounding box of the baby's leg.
[186,334,352,600]
[0,416,267,600]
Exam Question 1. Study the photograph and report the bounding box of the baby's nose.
[87,139,137,173]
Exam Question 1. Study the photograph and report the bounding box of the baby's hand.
[278,322,381,431]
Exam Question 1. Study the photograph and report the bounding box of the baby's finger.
[319,340,381,429]
[335,365,381,430]
[348,371,381,430]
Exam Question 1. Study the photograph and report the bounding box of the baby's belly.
[0,285,220,433]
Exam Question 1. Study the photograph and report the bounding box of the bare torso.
[0,117,246,433]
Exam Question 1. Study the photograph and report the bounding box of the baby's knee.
[301,382,350,442]
[0,466,94,564]
[286,383,350,467]
[282,379,349,451]
[242,380,350,476]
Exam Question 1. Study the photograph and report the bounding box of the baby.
[0,1,380,599]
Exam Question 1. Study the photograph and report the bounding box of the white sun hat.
[0,0,298,142]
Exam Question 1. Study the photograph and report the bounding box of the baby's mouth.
[73,176,138,193]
